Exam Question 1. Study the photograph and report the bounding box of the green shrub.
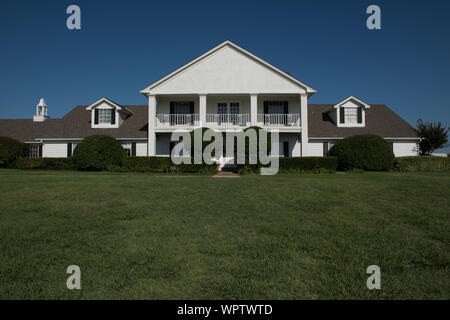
[278,157,338,173]
[238,157,338,174]
[122,157,217,174]
[72,135,126,171]
[0,136,26,167]
[395,156,450,172]
[10,158,75,170]
[330,135,395,171]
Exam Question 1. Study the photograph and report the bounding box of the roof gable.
[140,41,316,95]
[85,97,132,114]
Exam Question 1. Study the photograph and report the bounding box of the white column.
[199,94,207,126]
[250,94,258,126]
[148,95,157,156]
[300,93,308,157]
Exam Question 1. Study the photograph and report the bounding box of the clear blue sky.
[1,0,449,151]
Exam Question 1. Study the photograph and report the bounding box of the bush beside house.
[238,157,338,174]
[0,136,26,168]
[330,134,395,171]
[122,157,217,174]
[11,158,75,170]
[72,135,126,171]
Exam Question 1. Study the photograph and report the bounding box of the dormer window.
[87,97,132,129]
[98,109,114,124]
[340,107,362,124]
[329,96,370,128]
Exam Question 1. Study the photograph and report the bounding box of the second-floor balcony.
[155,113,301,128]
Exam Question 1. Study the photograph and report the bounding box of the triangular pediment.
[141,41,316,95]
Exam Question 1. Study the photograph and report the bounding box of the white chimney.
[33,98,49,122]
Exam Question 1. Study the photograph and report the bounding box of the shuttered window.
[345,108,358,124]
[98,109,112,124]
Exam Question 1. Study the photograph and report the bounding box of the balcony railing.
[206,114,250,127]
[257,114,301,127]
[156,114,199,127]
[155,113,300,128]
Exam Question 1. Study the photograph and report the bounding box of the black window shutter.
[357,107,363,123]
[283,102,288,114]
[111,109,116,125]
[131,142,136,157]
[283,141,289,157]
[340,107,345,123]
[67,143,72,157]
[323,141,329,156]
[94,109,99,124]
[38,145,43,158]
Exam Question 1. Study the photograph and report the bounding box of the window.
[267,101,285,114]
[217,103,227,114]
[173,102,191,114]
[344,108,358,124]
[99,109,112,124]
[27,145,41,158]
[229,102,240,114]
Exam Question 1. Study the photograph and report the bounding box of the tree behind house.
[416,119,449,155]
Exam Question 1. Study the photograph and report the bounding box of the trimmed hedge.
[278,156,338,173]
[238,156,338,174]
[122,157,217,174]
[10,157,75,170]
[330,134,395,171]
[395,156,450,172]
[73,135,126,171]
[0,136,26,168]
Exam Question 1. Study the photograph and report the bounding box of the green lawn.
[0,170,448,299]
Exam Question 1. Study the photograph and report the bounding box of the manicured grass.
[0,170,448,299]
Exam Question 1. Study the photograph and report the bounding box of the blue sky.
[0,0,449,151]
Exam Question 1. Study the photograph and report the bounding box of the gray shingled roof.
[0,105,148,142]
[0,103,417,142]
[308,104,418,138]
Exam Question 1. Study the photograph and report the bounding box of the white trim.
[86,97,122,111]
[332,96,371,110]
[33,138,148,141]
[140,40,317,95]
[309,137,420,140]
